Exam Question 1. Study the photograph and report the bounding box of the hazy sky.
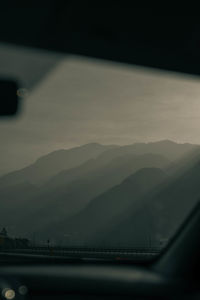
[1,43,200,174]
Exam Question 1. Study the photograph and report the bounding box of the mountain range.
[93,160,200,249]
[0,139,199,247]
[0,143,116,187]
[46,167,168,246]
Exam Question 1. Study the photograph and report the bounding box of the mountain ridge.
[0,143,116,187]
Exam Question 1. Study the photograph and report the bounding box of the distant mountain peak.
[81,142,119,150]
[80,142,103,148]
[150,139,198,146]
[0,143,115,187]
[152,139,176,144]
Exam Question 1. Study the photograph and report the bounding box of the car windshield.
[0,43,200,261]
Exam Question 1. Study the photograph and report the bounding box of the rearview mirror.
[0,79,19,116]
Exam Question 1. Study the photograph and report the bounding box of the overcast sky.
[1,43,200,175]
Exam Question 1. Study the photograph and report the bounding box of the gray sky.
[1,43,200,175]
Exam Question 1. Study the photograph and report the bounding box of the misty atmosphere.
[0,140,200,250]
[1,44,200,250]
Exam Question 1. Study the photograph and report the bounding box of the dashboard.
[0,262,197,300]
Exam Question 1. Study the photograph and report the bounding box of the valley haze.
[0,140,199,250]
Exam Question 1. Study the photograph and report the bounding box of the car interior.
[0,4,200,299]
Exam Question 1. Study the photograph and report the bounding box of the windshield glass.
[0,43,200,260]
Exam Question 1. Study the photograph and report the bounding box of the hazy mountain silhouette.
[44,140,199,192]
[0,140,198,243]
[95,140,198,163]
[49,168,168,245]
[6,153,169,239]
[0,140,196,189]
[0,143,115,187]
[96,160,200,249]
[46,149,170,188]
